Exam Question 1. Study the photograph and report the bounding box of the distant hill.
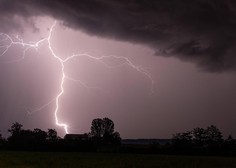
[121,139,171,145]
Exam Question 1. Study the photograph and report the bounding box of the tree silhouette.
[47,129,58,142]
[225,135,235,146]
[205,125,223,150]
[110,131,121,144]
[7,122,23,143]
[8,122,22,136]
[173,131,192,142]
[192,127,208,147]
[103,117,114,135]
[33,128,47,144]
[91,118,104,138]
[224,135,236,151]
[205,125,223,143]
[90,117,121,144]
[172,125,224,153]
[6,123,62,150]
[192,125,223,149]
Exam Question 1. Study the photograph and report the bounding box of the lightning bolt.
[0,21,154,134]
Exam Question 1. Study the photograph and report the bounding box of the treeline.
[0,118,121,152]
[170,125,236,155]
[121,125,236,155]
[1,122,236,155]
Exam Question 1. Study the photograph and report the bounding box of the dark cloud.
[1,0,236,71]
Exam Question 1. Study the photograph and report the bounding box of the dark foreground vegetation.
[122,125,236,156]
[0,118,121,152]
[1,118,236,156]
[1,151,236,168]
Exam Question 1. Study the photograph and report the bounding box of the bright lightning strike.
[0,21,154,134]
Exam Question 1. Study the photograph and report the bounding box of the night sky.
[0,0,236,138]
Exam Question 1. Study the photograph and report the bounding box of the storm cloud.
[1,0,236,71]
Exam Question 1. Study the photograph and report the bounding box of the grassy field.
[1,151,236,168]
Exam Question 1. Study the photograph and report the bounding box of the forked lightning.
[0,21,154,134]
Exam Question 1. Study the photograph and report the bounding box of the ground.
[0,151,236,168]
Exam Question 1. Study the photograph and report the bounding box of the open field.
[1,151,236,168]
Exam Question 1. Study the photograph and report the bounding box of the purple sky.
[1,0,236,138]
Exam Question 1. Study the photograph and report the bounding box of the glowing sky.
[1,0,236,138]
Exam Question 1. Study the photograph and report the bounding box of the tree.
[204,125,223,150]
[8,122,23,143]
[173,131,192,143]
[103,117,114,135]
[91,118,104,138]
[172,125,224,153]
[111,131,121,144]
[90,117,121,144]
[205,125,223,143]
[102,117,115,142]
[33,128,47,144]
[172,131,193,150]
[225,135,235,145]
[192,127,207,147]
[8,122,23,136]
[224,135,236,151]
[47,129,58,142]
